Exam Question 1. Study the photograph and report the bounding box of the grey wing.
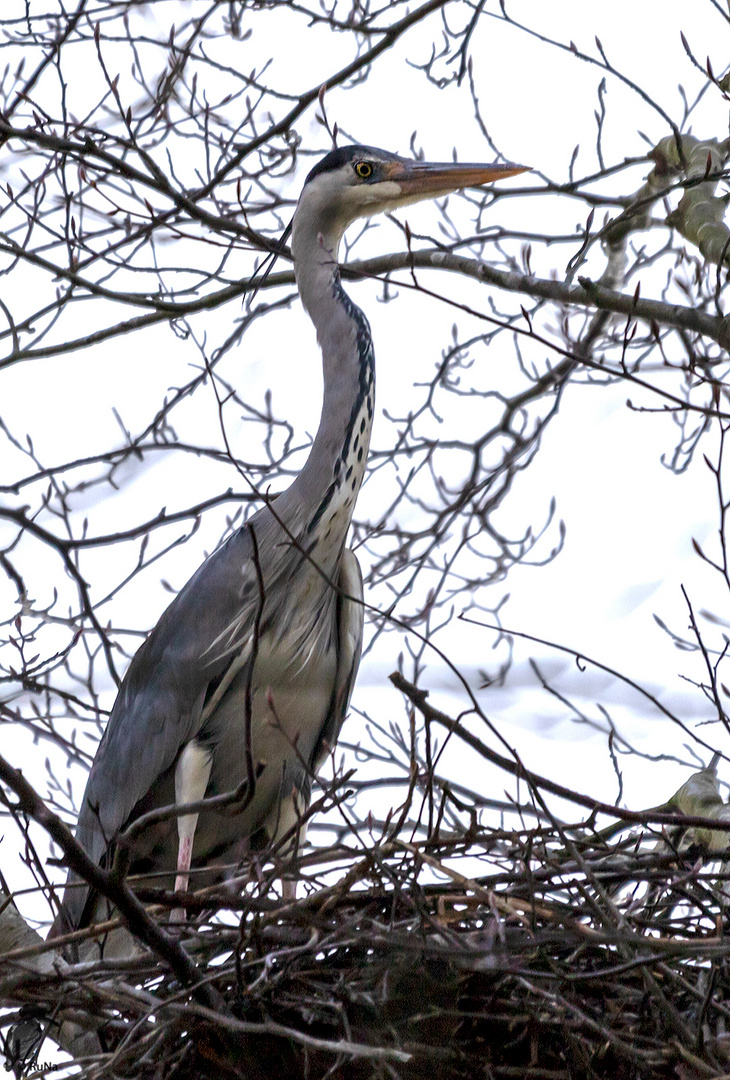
[314,547,364,769]
[60,522,264,930]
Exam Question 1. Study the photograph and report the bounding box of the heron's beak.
[386,159,529,198]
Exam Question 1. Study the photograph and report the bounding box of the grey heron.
[51,144,527,943]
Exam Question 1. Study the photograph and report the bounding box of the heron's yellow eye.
[354,161,373,179]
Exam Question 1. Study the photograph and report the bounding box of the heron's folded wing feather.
[62,522,269,928]
[314,547,364,767]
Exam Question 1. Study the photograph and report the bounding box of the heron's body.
[52,144,526,943]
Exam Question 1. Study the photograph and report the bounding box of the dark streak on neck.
[306,274,375,536]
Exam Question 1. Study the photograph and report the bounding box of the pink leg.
[276,787,308,902]
[170,826,197,923]
[175,833,195,893]
[171,741,212,922]
[282,877,298,901]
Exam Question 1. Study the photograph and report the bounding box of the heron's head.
[297,144,528,235]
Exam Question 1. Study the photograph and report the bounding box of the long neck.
[280,207,375,551]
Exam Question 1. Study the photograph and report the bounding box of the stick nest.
[4,816,730,1080]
